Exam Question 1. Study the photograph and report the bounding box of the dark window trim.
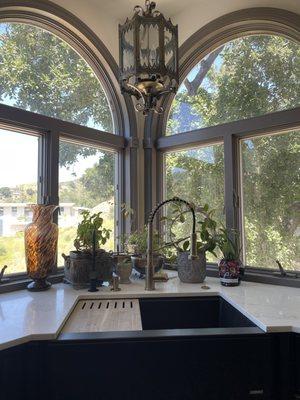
[0,271,64,294]
[156,107,300,151]
[206,265,300,288]
[0,104,125,151]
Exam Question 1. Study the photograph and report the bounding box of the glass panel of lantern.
[164,27,176,72]
[122,25,134,71]
[139,23,160,68]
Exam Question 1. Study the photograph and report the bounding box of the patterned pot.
[177,251,206,283]
[218,259,241,286]
[63,250,114,289]
[25,204,58,291]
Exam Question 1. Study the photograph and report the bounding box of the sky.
[0,128,101,187]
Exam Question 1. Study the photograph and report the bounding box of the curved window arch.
[167,34,300,135]
[0,22,114,132]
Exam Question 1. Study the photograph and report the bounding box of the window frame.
[0,7,135,291]
[153,8,300,286]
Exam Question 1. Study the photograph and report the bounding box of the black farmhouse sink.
[139,296,257,332]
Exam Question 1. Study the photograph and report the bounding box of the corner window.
[240,130,300,271]
[0,19,120,281]
[167,35,300,135]
[163,31,300,278]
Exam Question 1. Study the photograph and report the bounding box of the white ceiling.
[52,0,300,62]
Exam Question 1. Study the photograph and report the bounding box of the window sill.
[0,273,64,294]
[206,264,300,288]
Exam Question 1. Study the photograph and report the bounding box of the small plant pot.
[177,251,206,283]
[63,250,114,289]
[131,254,163,275]
[112,253,131,264]
[218,259,242,286]
[117,259,132,284]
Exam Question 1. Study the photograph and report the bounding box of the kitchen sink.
[139,296,257,331]
[59,295,262,342]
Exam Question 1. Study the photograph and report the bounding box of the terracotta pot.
[25,204,58,291]
[218,259,242,286]
[177,251,206,283]
[63,250,114,289]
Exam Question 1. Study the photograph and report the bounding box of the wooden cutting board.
[62,299,142,333]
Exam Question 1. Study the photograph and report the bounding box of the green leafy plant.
[125,225,160,255]
[161,202,218,257]
[74,210,111,252]
[216,227,241,261]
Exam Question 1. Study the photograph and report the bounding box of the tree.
[0,22,114,170]
[167,35,300,270]
[0,187,11,199]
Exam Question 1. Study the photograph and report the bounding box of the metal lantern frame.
[119,1,179,114]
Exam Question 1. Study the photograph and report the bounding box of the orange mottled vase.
[25,204,58,291]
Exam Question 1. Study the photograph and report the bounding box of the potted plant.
[162,203,218,283]
[63,210,114,289]
[217,227,243,286]
[126,226,164,275]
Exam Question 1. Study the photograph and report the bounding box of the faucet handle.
[111,274,121,291]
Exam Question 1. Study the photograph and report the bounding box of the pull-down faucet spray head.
[145,197,198,291]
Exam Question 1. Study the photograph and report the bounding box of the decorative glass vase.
[25,204,58,291]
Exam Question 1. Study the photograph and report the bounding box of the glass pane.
[58,141,116,266]
[139,23,159,67]
[164,144,225,261]
[0,22,114,132]
[241,130,300,271]
[164,27,175,72]
[0,128,39,274]
[167,35,300,135]
[122,26,134,71]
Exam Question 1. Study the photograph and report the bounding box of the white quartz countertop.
[0,274,299,350]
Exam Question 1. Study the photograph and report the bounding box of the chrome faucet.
[145,197,198,291]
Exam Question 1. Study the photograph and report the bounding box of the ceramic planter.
[177,251,206,283]
[25,204,58,291]
[131,254,163,275]
[218,259,242,286]
[116,259,132,284]
[63,249,113,289]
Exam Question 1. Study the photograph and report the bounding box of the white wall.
[52,0,300,63]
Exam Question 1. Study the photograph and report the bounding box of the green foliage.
[216,228,240,261]
[166,35,300,270]
[167,35,300,134]
[125,226,160,255]
[162,202,218,256]
[0,23,113,132]
[74,210,111,252]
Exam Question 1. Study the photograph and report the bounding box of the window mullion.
[224,134,239,232]
[41,130,59,208]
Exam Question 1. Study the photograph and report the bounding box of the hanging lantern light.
[119,0,179,115]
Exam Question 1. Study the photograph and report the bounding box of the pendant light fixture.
[119,1,179,115]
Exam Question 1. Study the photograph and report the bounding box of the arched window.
[164,33,300,271]
[0,22,120,275]
[167,34,300,135]
[0,22,114,132]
